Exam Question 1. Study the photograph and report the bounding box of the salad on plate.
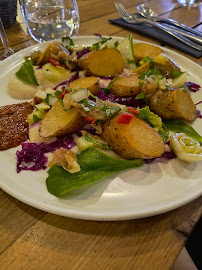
[1,34,202,198]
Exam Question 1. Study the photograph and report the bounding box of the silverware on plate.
[137,4,202,38]
[115,2,202,51]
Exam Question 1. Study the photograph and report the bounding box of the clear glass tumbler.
[177,0,201,7]
[19,0,80,43]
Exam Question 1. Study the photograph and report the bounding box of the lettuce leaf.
[163,119,202,145]
[46,147,144,197]
[15,59,39,86]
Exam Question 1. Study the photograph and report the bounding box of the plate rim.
[0,35,202,221]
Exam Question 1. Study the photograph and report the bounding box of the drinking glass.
[19,0,80,43]
[177,0,201,6]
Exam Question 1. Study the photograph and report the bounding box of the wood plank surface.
[0,0,201,269]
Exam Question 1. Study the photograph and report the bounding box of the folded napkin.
[109,16,202,58]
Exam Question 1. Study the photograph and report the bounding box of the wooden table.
[0,1,201,269]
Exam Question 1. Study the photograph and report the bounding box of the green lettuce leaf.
[15,59,39,86]
[46,147,144,197]
[163,119,202,144]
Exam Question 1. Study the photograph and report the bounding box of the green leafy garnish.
[85,136,111,150]
[137,106,168,142]
[138,68,161,80]
[139,57,154,69]
[107,74,120,89]
[158,123,169,143]
[15,59,39,86]
[46,148,144,197]
[33,114,41,123]
[62,36,74,46]
[79,91,121,121]
[163,119,202,145]
[135,93,145,100]
[172,70,183,79]
[92,37,112,50]
[137,106,162,129]
[54,90,64,106]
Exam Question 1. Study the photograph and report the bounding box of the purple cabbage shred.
[195,100,202,106]
[16,143,48,173]
[53,72,79,90]
[97,90,146,108]
[186,81,201,92]
[16,134,75,173]
[77,48,91,59]
[145,151,176,164]
[196,110,202,119]
[94,33,102,38]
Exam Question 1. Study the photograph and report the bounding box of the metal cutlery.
[115,2,202,51]
[137,4,202,38]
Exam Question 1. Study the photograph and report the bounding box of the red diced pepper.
[117,113,133,124]
[58,92,65,99]
[48,58,60,66]
[34,96,40,104]
[84,116,94,123]
[128,107,139,114]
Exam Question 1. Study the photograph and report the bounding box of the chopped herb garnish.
[172,70,184,79]
[62,36,74,46]
[85,136,111,150]
[33,114,41,123]
[138,68,161,80]
[135,93,145,100]
[107,74,120,89]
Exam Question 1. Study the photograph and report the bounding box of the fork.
[115,2,202,51]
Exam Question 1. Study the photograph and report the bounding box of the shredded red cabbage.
[16,143,48,173]
[97,90,146,108]
[145,151,176,164]
[195,100,202,106]
[197,110,202,119]
[186,82,201,92]
[77,48,91,59]
[53,72,79,90]
[94,33,102,38]
[16,134,75,173]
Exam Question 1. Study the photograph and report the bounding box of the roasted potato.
[69,77,99,95]
[154,53,180,78]
[40,101,84,138]
[149,89,197,121]
[36,41,67,65]
[133,43,163,62]
[77,48,124,77]
[110,74,142,96]
[101,114,165,159]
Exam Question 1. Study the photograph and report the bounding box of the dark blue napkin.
[109,17,202,58]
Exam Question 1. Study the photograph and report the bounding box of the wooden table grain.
[0,1,201,269]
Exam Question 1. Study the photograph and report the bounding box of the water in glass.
[20,0,79,42]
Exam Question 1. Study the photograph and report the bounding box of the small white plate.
[0,36,202,221]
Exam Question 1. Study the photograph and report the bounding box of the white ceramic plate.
[0,36,202,221]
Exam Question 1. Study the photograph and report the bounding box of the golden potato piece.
[101,114,165,159]
[110,74,142,96]
[40,101,84,138]
[69,77,99,95]
[133,43,163,62]
[78,48,124,77]
[36,41,67,65]
[149,89,197,121]
[154,53,180,78]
